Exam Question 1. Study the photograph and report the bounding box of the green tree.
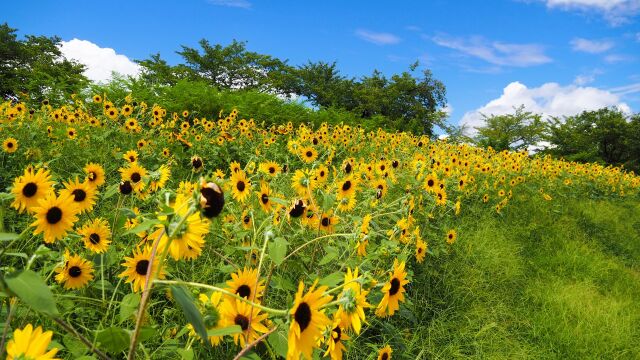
[474,106,545,151]
[0,23,88,103]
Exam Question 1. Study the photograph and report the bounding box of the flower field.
[1,94,639,360]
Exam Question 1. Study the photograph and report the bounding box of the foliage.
[473,105,545,151]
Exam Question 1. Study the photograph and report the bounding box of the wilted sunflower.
[220,298,269,347]
[11,167,55,213]
[77,218,111,253]
[288,280,333,360]
[5,324,59,360]
[288,199,307,218]
[119,246,166,293]
[230,170,251,203]
[60,177,97,213]
[120,162,147,193]
[54,251,94,289]
[31,194,79,244]
[225,267,265,302]
[377,345,392,360]
[3,137,18,153]
[84,162,106,188]
[375,259,409,317]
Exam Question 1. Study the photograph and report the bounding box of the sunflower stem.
[52,317,111,360]
[0,298,16,359]
[153,279,288,316]
[282,233,354,263]
[232,326,278,360]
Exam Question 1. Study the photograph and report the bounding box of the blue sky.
[3,0,640,132]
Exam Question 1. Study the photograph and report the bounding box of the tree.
[474,106,545,151]
[0,23,88,103]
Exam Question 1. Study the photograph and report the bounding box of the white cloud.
[59,39,140,83]
[541,0,640,25]
[610,82,640,95]
[460,81,631,134]
[355,29,401,45]
[604,54,635,63]
[442,103,454,116]
[208,0,251,9]
[570,37,614,53]
[431,34,552,67]
[574,74,595,85]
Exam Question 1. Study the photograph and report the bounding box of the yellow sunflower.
[300,146,318,163]
[59,177,97,213]
[337,267,370,334]
[5,324,59,360]
[288,280,333,360]
[377,345,392,360]
[446,229,457,245]
[423,173,439,193]
[149,164,171,192]
[84,162,106,188]
[324,315,350,360]
[31,194,79,244]
[337,175,358,200]
[119,246,166,293]
[291,169,316,196]
[123,150,139,163]
[156,194,210,260]
[119,162,147,193]
[256,181,273,213]
[258,160,281,177]
[77,218,111,253]
[191,156,204,172]
[3,137,18,153]
[230,170,251,203]
[198,292,225,346]
[11,167,55,213]
[415,238,427,263]
[220,298,269,347]
[54,251,94,290]
[318,210,338,233]
[225,267,265,302]
[375,259,409,317]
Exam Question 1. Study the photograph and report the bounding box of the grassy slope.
[405,192,640,359]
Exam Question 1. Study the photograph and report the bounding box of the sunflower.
[225,267,265,302]
[288,280,333,360]
[300,146,318,163]
[434,188,447,206]
[191,156,204,172]
[375,259,409,317]
[119,162,147,193]
[199,181,225,218]
[288,199,307,218]
[337,267,370,334]
[259,160,281,177]
[84,162,106,188]
[291,169,316,196]
[371,178,388,199]
[31,194,79,244]
[77,218,111,253]
[337,175,358,200]
[5,324,59,360]
[3,137,18,153]
[423,173,439,193]
[230,170,251,203]
[59,177,97,213]
[198,292,225,346]
[318,210,338,233]
[11,167,55,213]
[123,150,139,163]
[377,345,392,360]
[66,127,77,139]
[54,251,94,289]
[220,298,269,347]
[149,164,171,192]
[157,194,210,260]
[93,94,102,103]
[119,246,166,293]
[446,229,457,245]
[256,181,273,213]
[315,164,329,183]
[415,238,427,263]
[324,316,350,360]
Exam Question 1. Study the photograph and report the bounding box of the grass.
[400,194,640,359]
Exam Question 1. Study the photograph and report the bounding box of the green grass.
[402,194,640,359]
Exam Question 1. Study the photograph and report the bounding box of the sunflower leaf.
[95,326,130,354]
[4,269,59,316]
[122,219,161,236]
[206,325,241,337]
[269,237,288,265]
[0,232,19,241]
[171,285,209,347]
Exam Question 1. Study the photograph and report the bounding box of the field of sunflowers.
[1,94,639,360]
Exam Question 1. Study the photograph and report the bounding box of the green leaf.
[267,330,288,358]
[95,326,130,354]
[102,184,119,199]
[63,334,88,357]
[206,325,241,337]
[122,219,161,236]
[269,237,288,265]
[319,271,343,287]
[171,286,209,346]
[318,248,338,265]
[177,348,194,360]
[4,270,58,316]
[0,233,19,241]
[119,293,141,323]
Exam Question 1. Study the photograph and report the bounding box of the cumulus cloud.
[355,29,401,45]
[460,81,631,134]
[570,37,614,53]
[604,53,635,63]
[59,39,140,83]
[541,0,640,25]
[208,0,251,9]
[430,34,552,67]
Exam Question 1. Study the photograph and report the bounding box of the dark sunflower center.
[381,353,389,360]
[294,302,312,332]
[332,326,342,341]
[268,167,275,174]
[342,181,351,191]
[389,278,401,296]
[289,201,305,218]
[119,181,133,195]
[261,194,269,204]
[68,266,82,278]
[418,248,423,253]
[320,171,325,177]
[345,163,352,173]
[321,217,330,227]
[22,182,38,197]
[244,215,250,224]
[89,233,100,245]
[234,314,250,331]
[306,151,313,158]
[192,158,202,169]
[131,172,141,183]
[135,260,150,276]
[46,207,63,224]
[427,179,434,187]
[88,172,97,181]
[392,160,399,168]
[7,142,14,148]
[236,284,251,299]
[236,181,245,192]
[72,189,87,202]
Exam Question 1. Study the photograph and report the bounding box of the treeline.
[471,106,640,172]
[0,23,448,135]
